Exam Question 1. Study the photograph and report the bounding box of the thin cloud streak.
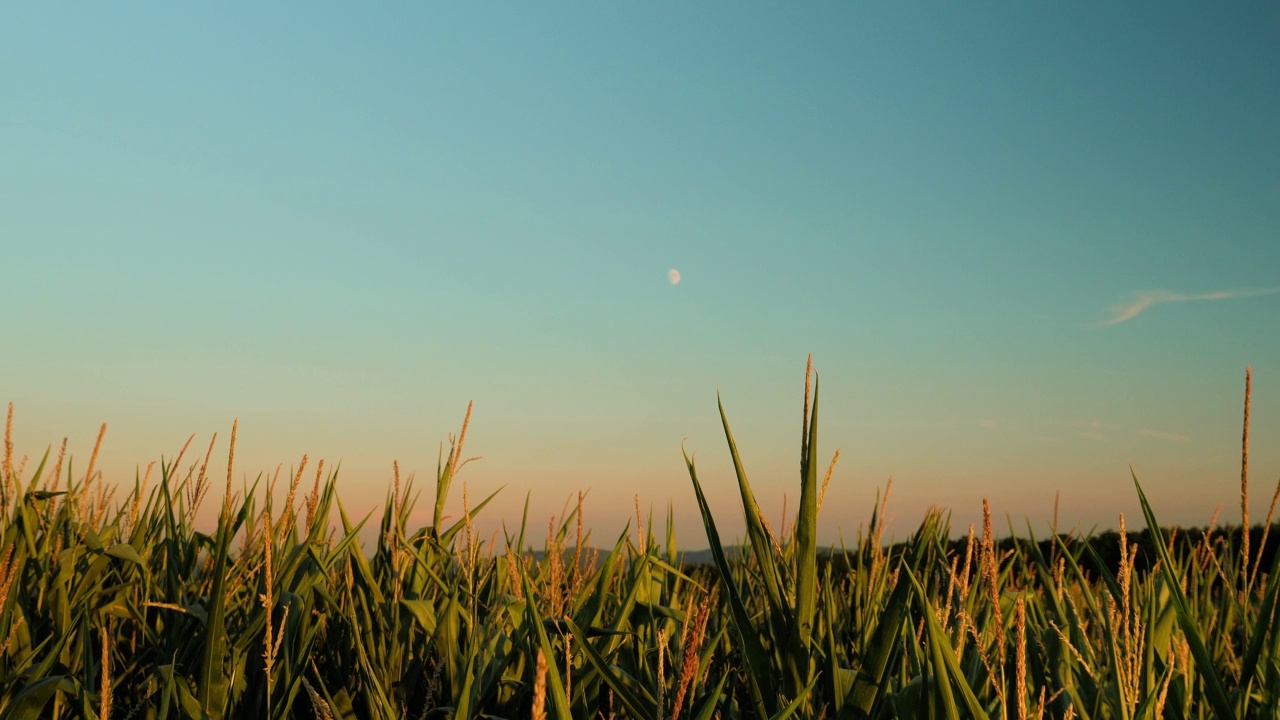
[1096,287,1280,326]
[1136,428,1191,442]
[1061,419,1190,443]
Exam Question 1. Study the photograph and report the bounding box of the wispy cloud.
[1074,419,1107,441]
[1136,428,1191,442]
[1059,417,1187,440]
[978,419,999,429]
[1096,287,1280,326]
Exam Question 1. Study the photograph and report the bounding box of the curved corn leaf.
[1132,471,1235,720]
[684,445,775,718]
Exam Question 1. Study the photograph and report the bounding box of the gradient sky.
[3,4,1278,548]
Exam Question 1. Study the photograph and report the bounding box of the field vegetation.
[0,361,1276,719]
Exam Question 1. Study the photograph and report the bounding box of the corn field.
[0,361,1277,719]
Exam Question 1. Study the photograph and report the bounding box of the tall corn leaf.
[692,674,731,720]
[197,513,233,719]
[1234,523,1280,713]
[3,676,75,720]
[839,513,942,719]
[717,396,793,635]
[566,618,656,720]
[1131,471,1235,720]
[791,375,819,695]
[905,566,990,720]
[521,572,572,720]
[770,675,820,720]
[684,446,774,718]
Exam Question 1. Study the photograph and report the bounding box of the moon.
[668,268,681,285]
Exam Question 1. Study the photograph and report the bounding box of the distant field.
[0,364,1275,719]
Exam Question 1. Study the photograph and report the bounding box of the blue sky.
[3,3,1277,545]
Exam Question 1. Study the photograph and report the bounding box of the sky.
[2,3,1278,548]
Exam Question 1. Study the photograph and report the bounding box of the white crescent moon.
[668,269,681,285]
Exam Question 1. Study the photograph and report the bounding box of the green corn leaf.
[692,673,731,720]
[1132,471,1236,720]
[840,516,943,719]
[1234,527,1280,711]
[196,521,232,719]
[21,447,51,493]
[105,542,145,566]
[770,675,820,720]
[440,486,504,546]
[684,445,775,718]
[791,374,819,698]
[522,571,573,720]
[823,562,847,711]
[718,396,793,636]
[566,617,657,720]
[2,676,76,720]
[905,566,990,720]
[400,599,438,636]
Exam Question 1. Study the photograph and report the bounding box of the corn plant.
[0,363,1275,719]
